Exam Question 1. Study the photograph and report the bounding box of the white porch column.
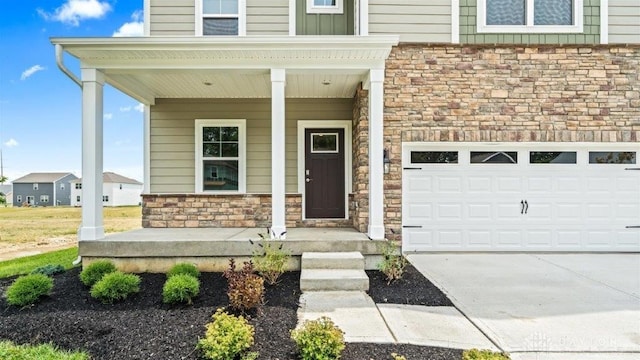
[368,68,385,240]
[271,68,287,238]
[78,68,105,241]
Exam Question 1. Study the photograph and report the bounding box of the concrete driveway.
[408,254,640,360]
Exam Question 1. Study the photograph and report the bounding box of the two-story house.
[71,172,143,207]
[12,172,77,207]
[52,0,639,268]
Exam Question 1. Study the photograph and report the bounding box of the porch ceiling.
[51,36,399,102]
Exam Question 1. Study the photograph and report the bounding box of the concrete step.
[301,252,365,270]
[300,269,369,291]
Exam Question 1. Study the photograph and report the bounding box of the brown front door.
[305,128,345,218]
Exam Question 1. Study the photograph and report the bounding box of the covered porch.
[51,36,399,247]
[80,227,384,272]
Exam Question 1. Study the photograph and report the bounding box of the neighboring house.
[71,172,143,207]
[12,173,78,207]
[0,184,11,206]
[53,0,639,253]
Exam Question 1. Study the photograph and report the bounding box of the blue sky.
[0,0,145,182]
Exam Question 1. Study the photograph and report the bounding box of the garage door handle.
[524,200,529,214]
[403,225,423,229]
[520,200,525,214]
[625,168,640,170]
[626,226,640,229]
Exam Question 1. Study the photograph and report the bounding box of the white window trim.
[307,0,343,14]
[195,0,246,36]
[33,183,39,190]
[195,119,247,194]
[40,195,49,203]
[477,0,584,34]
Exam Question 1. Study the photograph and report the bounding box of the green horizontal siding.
[460,0,600,45]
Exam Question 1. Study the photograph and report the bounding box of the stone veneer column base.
[142,194,353,228]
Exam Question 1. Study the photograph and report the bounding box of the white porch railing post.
[79,68,105,241]
[271,68,287,238]
[368,68,385,240]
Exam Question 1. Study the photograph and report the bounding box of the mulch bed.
[0,264,462,360]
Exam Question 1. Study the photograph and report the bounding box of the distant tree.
[0,175,7,184]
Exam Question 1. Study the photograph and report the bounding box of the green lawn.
[0,341,89,360]
[0,247,78,279]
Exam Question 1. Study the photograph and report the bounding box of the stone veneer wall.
[142,194,352,228]
[351,87,370,233]
[382,44,640,239]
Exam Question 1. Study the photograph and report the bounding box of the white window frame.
[307,0,343,14]
[33,183,38,190]
[75,183,82,189]
[103,195,109,202]
[195,119,247,194]
[40,195,49,203]
[195,0,246,36]
[17,195,22,203]
[477,0,583,34]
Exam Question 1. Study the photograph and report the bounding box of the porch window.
[307,0,343,14]
[477,0,583,33]
[195,119,246,193]
[198,0,246,36]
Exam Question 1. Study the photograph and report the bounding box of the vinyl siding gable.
[369,0,452,43]
[609,0,640,43]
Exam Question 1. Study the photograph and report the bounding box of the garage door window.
[530,151,577,164]
[411,151,458,164]
[589,152,636,164]
[470,151,518,164]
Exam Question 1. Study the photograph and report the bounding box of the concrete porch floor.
[80,228,384,272]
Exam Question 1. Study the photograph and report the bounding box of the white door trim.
[297,120,352,220]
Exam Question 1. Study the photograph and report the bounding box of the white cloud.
[4,138,19,148]
[21,65,45,80]
[38,0,111,26]
[104,113,113,120]
[113,10,144,37]
[134,103,145,113]
[119,106,132,112]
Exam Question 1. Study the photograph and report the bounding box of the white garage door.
[402,144,640,252]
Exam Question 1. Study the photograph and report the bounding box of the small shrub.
[462,349,511,360]
[79,260,117,287]
[5,274,53,307]
[163,274,200,305]
[167,263,200,279]
[0,340,90,360]
[31,264,65,277]
[377,241,408,285]
[250,229,291,285]
[223,259,264,312]
[90,271,140,304]
[198,308,255,360]
[291,316,345,360]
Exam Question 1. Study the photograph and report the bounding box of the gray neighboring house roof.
[12,172,76,184]
[70,172,142,185]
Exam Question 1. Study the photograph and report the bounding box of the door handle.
[524,200,529,214]
[520,200,525,214]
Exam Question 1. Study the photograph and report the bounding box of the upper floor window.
[478,0,583,33]
[197,0,246,36]
[33,183,39,190]
[307,0,344,14]
[60,183,65,190]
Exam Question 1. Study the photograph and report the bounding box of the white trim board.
[297,120,352,221]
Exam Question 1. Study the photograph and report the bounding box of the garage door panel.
[467,177,492,193]
[402,146,639,252]
[497,177,523,193]
[468,231,492,246]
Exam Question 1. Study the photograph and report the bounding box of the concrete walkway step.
[301,252,365,270]
[300,269,369,291]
